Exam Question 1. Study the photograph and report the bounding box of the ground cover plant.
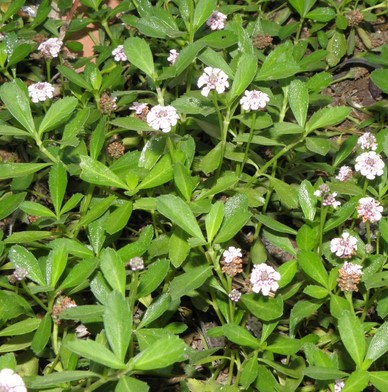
[0,0,388,390]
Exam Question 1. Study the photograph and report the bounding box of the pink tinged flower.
[197,67,229,97]
[330,232,358,258]
[355,151,385,180]
[0,368,27,392]
[222,246,242,263]
[206,11,227,30]
[130,102,149,114]
[336,165,353,182]
[28,82,55,103]
[322,192,341,209]
[38,37,62,58]
[357,197,383,223]
[341,261,363,276]
[250,263,281,296]
[228,289,241,302]
[313,184,330,197]
[112,45,127,62]
[357,132,377,151]
[334,379,345,392]
[146,105,179,133]
[167,49,179,65]
[240,90,270,111]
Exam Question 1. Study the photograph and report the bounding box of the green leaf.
[306,106,350,132]
[110,116,153,132]
[157,194,205,241]
[79,156,128,189]
[338,311,366,368]
[137,154,173,190]
[192,0,217,31]
[229,54,258,100]
[169,265,213,301]
[205,201,225,244]
[104,291,132,362]
[222,323,260,349]
[8,245,45,286]
[288,79,308,127]
[333,135,357,167]
[240,356,259,390]
[240,294,284,322]
[76,195,116,229]
[169,41,206,77]
[60,305,104,323]
[303,366,348,380]
[303,285,329,299]
[255,214,297,235]
[64,339,126,369]
[137,259,170,298]
[19,201,56,218]
[31,313,51,354]
[169,228,190,268]
[266,335,302,355]
[61,193,84,215]
[28,371,99,389]
[330,294,352,319]
[100,248,126,295]
[49,162,67,217]
[103,201,133,235]
[305,137,331,156]
[369,372,388,392]
[59,258,98,290]
[364,322,388,367]
[298,180,316,221]
[326,31,347,67]
[58,65,92,90]
[370,69,388,94]
[118,225,154,260]
[278,260,298,288]
[297,250,328,288]
[0,192,26,220]
[46,245,68,287]
[324,199,357,232]
[306,7,336,22]
[5,231,52,244]
[0,291,33,322]
[0,123,30,137]
[364,271,388,290]
[38,97,78,135]
[199,142,223,175]
[173,162,198,202]
[138,293,171,329]
[342,369,369,392]
[0,318,40,337]
[124,37,156,79]
[288,0,317,17]
[131,334,186,370]
[289,300,322,337]
[89,118,106,160]
[270,177,299,209]
[0,80,35,134]
[214,194,251,244]
[116,376,150,392]
[0,163,51,180]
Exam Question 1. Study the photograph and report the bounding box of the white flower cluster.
[112,45,127,62]
[314,184,341,209]
[357,132,377,151]
[198,67,229,97]
[167,49,179,65]
[38,38,62,58]
[355,151,385,180]
[0,368,26,392]
[222,246,242,263]
[357,197,383,223]
[330,232,357,258]
[250,263,280,296]
[336,165,353,182]
[240,90,270,111]
[28,82,55,103]
[146,105,179,133]
[340,261,363,277]
[206,11,227,30]
[130,102,149,115]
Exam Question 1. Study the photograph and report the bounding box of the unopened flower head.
[222,246,242,263]
[146,105,179,133]
[355,151,385,180]
[357,132,377,151]
[52,296,77,324]
[197,67,229,97]
[38,37,62,58]
[337,262,363,292]
[322,192,341,209]
[167,49,179,65]
[112,45,127,62]
[0,368,27,392]
[240,90,270,111]
[330,232,357,258]
[99,92,117,114]
[206,11,227,31]
[28,82,55,103]
[228,289,241,302]
[13,268,28,281]
[75,324,90,338]
[336,165,353,182]
[250,263,280,296]
[129,256,144,271]
[357,197,383,223]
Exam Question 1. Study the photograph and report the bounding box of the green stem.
[318,206,328,256]
[21,281,48,311]
[35,136,60,163]
[101,20,116,44]
[239,112,257,176]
